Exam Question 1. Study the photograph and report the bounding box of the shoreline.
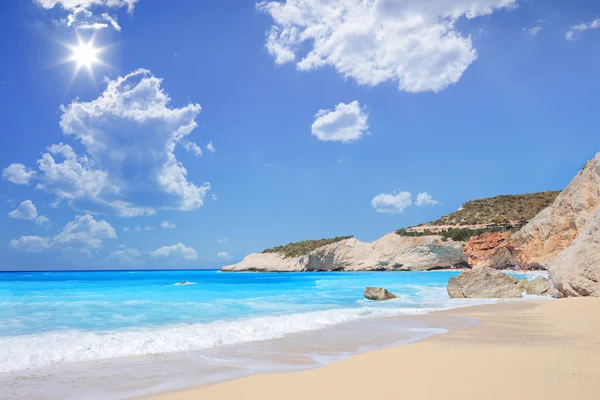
[0,270,552,400]
[149,297,600,400]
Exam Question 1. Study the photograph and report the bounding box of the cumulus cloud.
[5,69,211,217]
[311,101,368,143]
[372,191,412,213]
[53,214,117,248]
[160,221,176,229]
[372,190,439,213]
[109,245,143,266]
[416,192,439,206]
[10,214,116,252]
[34,0,137,31]
[258,0,517,93]
[150,243,199,260]
[8,200,38,220]
[206,141,216,153]
[3,164,37,185]
[566,18,600,41]
[9,236,52,253]
[35,215,51,225]
[217,251,233,260]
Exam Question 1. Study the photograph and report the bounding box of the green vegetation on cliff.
[426,191,560,226]
[262,236,353,259]
[396,226,520,242]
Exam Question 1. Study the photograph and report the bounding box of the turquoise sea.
[0,269,543,399]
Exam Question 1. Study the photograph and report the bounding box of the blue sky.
[0,0,599,270]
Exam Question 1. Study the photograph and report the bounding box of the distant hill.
[421,191,560,227]
[262,236,353,258]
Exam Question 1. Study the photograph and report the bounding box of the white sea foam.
[0,306,443,373]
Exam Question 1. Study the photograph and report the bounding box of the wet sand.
[151,298,600,400]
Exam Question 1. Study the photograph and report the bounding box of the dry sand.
[151,298,600,400]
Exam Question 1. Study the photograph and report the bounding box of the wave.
[0,305,443,373]
[173,281,197,286]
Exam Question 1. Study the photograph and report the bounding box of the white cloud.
[133,225,153,232]
[109,245,143,266]
[34,0,136,31]
[150,243,199,260]
[54,214,117,248]
[160,221,176,229]
[258,0,517,93]
[211,193,217,201]
[206,140,216,153]
[10,214,116,252]
[5,69,210,217]
[101,12,121,31]
[3,163,37,185]
[35,215,50,225]
[218,237,228,243]
[372,190,440,212]
[311,101,368,143]
[217,251,233,260]
[9,236,52,253]
[123,225,154,232]
[8,200,38,220]
[372,191,412,214]
[566,18,600,41]
[416,192,439,206]
[523,25,542,36]
[184,141,203,157]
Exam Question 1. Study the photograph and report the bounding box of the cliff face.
[221,233,468,272]
[549,205,600,297]
[509,153,600,268]
[463,232,515,268]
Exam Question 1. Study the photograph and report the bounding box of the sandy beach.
[151,298,600,400]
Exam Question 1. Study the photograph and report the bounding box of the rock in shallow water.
[447,267,522,298]
[518,276,551,296]
[364,287,398,301]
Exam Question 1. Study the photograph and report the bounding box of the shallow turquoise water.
[0,270,464,335]
[0,269,534,373]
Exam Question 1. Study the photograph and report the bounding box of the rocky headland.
[509,153,600,268]
[223,152,600,299]
[222,233,468,272]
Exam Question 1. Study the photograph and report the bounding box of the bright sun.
[71,41,99,69]
[63,35,107,77]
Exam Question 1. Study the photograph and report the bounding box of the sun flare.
[71,41,99,70]
[61,35,110,79]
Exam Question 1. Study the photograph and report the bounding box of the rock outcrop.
[548,205,600,297]
[364,287,397,301]
[447,267,522,298]
[222,233,468,272]
[509,153,600,268]
[517,276,551,296]
[463,232,515,268]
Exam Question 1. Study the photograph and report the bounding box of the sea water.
[0,270,544,399]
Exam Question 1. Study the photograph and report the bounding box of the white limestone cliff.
[221,233,467,272]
